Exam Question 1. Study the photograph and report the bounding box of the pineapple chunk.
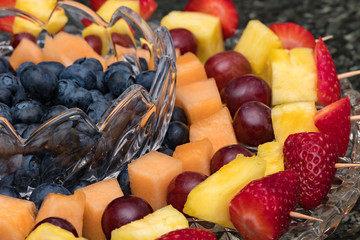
[26,223,86,240]
[96,1,140,21]
[269,48,317,105]
[161,11,224,62]
[234,20,282,84]
[257,141,284,176]
[183,155,266,229]
[271,101,319,145]
[111,205,188,240]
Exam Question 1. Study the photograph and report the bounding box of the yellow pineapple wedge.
[26,223,86,240]
[111,205,188,240]
[257,141,284,176]
[183,155,266,229]
[161,11,224,62]
[234,20,282,84]
[269,48,317,105]
[272,101,319,145]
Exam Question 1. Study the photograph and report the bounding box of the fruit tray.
[0,0,176,194]
[1,1,360,240]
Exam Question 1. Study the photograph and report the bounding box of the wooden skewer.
[289,211,323,222]
[350,115,360,121]
[335,163,360,168]
[321,35,334,41]
[338,70,360,80]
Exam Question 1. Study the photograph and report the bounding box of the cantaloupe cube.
[75,178,124,240]
[175,78,222,124]
[176,52,208,87]
[257,141,284,176]
[269,48,317,105]
[173,138,214,176]
[35,191,86,237]
[128,151,183,210]
[271,101,319,145]
[9,37,43,69]
[0,194,37,240]
[190,107,237,154]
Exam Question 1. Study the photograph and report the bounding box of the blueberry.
[157,146,174,156]
[59,64,97,90]
[21,123,40,139]
[11,100,45,124]
[38,61,65,79]
[87,100,110,123]
[104,61,133,83]
[13,154,41,191]
[0,173,15,186]
[40,152,66,184]
[0,102,12,123]
[41,105,68,123]
[64,87,93,111]
[106,69,135,97]
[14,123,28,136]
[95,71,107,93]
[74,57,103,73]
[12,86,27,105]
[0,87,12,106]
[135,70,155,92]
[117,163,131,195]
[89,89,106,102]
[29,183,71,209]
[139,57,148,72]
[105,92,116,101]
[16,61,34,76]
[163,121,189,150]
[0,56,10,74]
[0,73,20,94]
[171,106,188,125]
[54,79,78,105]
[0,186,21,198]
[20,65,58,102]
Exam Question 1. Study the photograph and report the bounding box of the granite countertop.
[155,1,360,239]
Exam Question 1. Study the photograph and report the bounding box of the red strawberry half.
[229,170,299,240]
[156,228,216,240]
[314,97,351,157]
[0,0,17,33]
[184,0,238,39]
[283,132,338,210]
[315,37,341,106]
[268,22,315,49]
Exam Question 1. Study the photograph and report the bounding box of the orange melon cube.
[9,38,43,69]
[75,178,123,240]
[35,191,86,237]
[176,78,223,124]
[190,107,237,154]
[173,138,214,176]
[176,52,208,88]
[0,195,37,240]
[43,31,106,68]
[128,151,183,210]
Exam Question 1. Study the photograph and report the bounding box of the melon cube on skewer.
[269,48,317,105]
[128,151,183,210]
[175,78,222,124]
[271,101,319,145]
[176,52,208,87]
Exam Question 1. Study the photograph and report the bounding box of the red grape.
[111,32,135,48]
[10,33,36,49]
[210,144,254,174]
[101,195,153,239]
[84,34,102,55]
[169,28,197,55]
[233,101,274,147]
[223,74,271,116]
[32,217,78,237]
[167,171,207,214]
[205,51,251,91]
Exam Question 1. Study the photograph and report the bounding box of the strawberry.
[314,97,351,157]
[268,22,315,49]
[139,0,158,20]
[184,0,238,39]
[156,228,216,240]
[283,132,338,210]
[315,37,341,106]
[0,0,17,33]
[229,170,299,240]
[89,0,106,11]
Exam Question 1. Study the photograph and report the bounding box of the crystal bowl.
[0,0,176,195]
